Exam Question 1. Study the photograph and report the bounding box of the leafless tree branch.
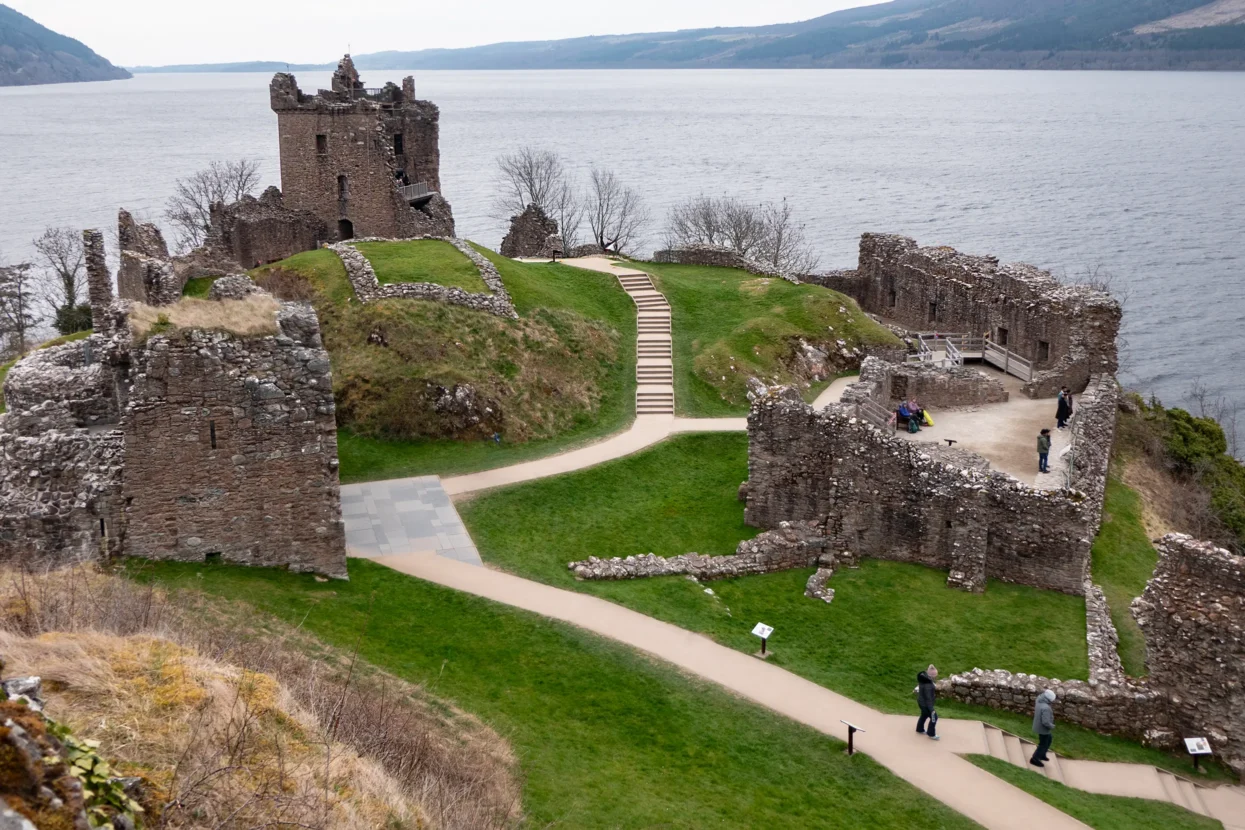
[164,159,261,253]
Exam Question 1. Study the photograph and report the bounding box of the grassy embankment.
[251,243,636,482]
[968,757,1222,830]
[355,239,490,291]
[0,329,93,414]
[1090,478,1158,676]
[459,432,1226,780]
[127,558,978,830]
[625,260,902,416]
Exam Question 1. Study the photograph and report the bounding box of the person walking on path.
[1031,689,1057,767]
[916,665,940,741]
[1056,388,1073,429]
[1037,428,1052,474]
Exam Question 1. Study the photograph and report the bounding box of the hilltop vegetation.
[0,4,131,86]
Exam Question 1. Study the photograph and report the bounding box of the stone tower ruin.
[270,55,454,242]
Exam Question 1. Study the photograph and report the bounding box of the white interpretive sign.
[752,622,774,639]
[1185,737,1212,755]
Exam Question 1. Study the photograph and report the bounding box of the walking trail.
[350,256,1245,828]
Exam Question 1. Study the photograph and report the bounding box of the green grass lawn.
[459,432,1227,780]
[968,756,1222,830]
[126,559,979,830]
[355,239,489,292]
[254,246,636,482]
[625,261,901,417]
[181,276,217,298]
[1091,478,1158,677]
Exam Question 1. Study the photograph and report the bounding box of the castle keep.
[271,55,454,242]
[0,229,348,578]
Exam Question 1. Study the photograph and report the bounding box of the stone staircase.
[980,724,1243,825]
[617,270,675,416]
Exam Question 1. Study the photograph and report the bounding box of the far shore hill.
[131,0,1245,73]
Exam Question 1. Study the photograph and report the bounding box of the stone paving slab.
[341,476,482,565]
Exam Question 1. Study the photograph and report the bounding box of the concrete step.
[1158,770,1187,810]
[984,726,1008,761]
[1002,734,1027,768]
[1042,753,1066,785]
[1177,777,1211,817]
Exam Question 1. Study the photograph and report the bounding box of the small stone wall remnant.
[652,244,799,283]
[330,237,517,318]
[205,187,328,268]
[1134,534,1245,776]
[857,356,1008,408]
[846,234,1121,397]
[84,229,115,333]
[116,209,186,306]
[207,273,263,301]
[2,336,119,426]
[500,204,558,259]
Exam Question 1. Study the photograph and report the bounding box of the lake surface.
[1,69,1242,424]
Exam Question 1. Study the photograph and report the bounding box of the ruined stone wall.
[120,304,347,578]
[853,234,1120,397]
[500,204,558,259]
[84,229,115,333]
[330,238,516,318]
[271,60,451,243]
[117,209,184,306]
[1134,535,1245,775]
[857,356,1009,409]
[2,336,119,427]
[206,187,327,268]
[0,402,124,565]
[744,388,1095,594]
[1066,374,1118,521]
[652,244,799,283]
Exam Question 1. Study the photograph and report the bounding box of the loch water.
[1,69,1242,422]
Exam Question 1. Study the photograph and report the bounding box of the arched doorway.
[338,219,354,240]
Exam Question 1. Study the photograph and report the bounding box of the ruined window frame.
[316,134,328,155]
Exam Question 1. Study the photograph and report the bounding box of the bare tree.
[32,227,91,335]
[1187,377,1239,459]
[493,146,583,248]
[0,260,39,359]
[164,159,261,252]
[586,168,649,255]
[664,195,819,274]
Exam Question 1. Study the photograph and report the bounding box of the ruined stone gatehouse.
[0,229,347,578]
[833,234,1121,397]
[206,186,328,269]
[271,55,454,242]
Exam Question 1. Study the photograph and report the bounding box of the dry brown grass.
[128,295,281,340]
[254,267,316,303]
[0,566,521,830]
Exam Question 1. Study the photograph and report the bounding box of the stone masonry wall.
[743,386,1103,594]
[857,355,1009,409]
[851,234,1121,397]
[500,204,558,259]
[117,209,185,306]
[1134,534,1245,775]
[330,237,516,318]
[120,303,347,578]
[2,336,119,427]
[206,187,327,268]
[652,244,799,283]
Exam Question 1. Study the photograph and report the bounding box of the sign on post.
[1185,737,1212,771]
[752,622,774,655]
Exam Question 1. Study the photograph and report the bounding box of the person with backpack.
[1037,428,1052,474]
[915,665,940,741]
[1031,689,1057,766]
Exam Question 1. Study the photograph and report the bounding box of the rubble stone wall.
[330,237,516,318]
[1134,534,1245,775]
[2,336,119,427]
[851,234,1121,397]
[743,387,1097,594]
[271,57,452,242]
[206,187,327,268]
[120,304,347,578]
[652,244,799,283]
[84,230,115,333]
[500,204,558,259]
[857,355,1009,409]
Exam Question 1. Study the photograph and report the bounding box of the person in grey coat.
[1031,689,1056,766]
[915,665,940,741]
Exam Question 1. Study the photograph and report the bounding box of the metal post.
[847,726,856,755]
[761,637,767,656]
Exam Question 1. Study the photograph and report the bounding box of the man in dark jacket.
[1031,689,1056,766]
[1038,429,1052,474]
[916,665,940,741]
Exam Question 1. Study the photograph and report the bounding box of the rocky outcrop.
[207,273,264,301]
[500,204,558,259]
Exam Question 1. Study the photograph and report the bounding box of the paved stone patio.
[341,476,481,566]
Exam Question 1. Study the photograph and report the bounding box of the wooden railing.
[983,340,1033,382]
[857,398,893,430]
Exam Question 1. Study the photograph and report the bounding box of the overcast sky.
[12,0,884,66]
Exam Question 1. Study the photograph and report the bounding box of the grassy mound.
[356,239,489,291]
[459,432,1226,779]
[969,756,1222,830]
[627,261,902,416]
[252,243,635,480]
[132,558,979,829]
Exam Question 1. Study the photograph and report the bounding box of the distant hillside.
[134,0,1245,73]
[0,4,130,85]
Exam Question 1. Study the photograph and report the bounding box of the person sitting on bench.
[907,399,927,424]
[897,402,921,431]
